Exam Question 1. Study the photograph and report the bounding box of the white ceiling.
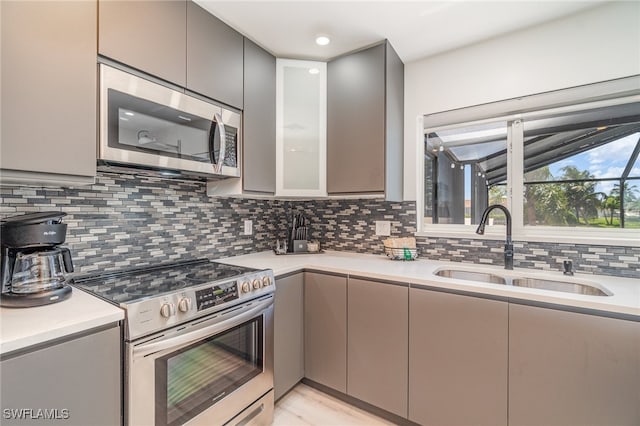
[196,0,606,63]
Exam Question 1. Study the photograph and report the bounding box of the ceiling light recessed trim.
[315,35,330,46]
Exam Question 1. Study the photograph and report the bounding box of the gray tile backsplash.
[293,199,417,253]
[297,200,639,278]
[1,174,638,278]
[1,173,288,274]
[416,237,640,278]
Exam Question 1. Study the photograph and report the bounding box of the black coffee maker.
[1,212,74,308]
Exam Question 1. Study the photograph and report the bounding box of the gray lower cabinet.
[0,325,121,426]
[0,0,96,185]
[509,304,640,426]
[304,272,347,393]
[274,273,304,400]
[99,0,187,86]
[327,40,403,200]
[243,38,276,194]
[186,1,244,109]
[409,288,508,426]
[347,278,408,417]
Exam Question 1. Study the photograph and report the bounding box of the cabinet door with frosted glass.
[276,59,327,197]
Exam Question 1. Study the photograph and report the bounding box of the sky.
[462,132,640,200]
[550,133,640,195]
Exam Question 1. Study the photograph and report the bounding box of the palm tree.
[602,193,620,226]
[524,166,569,225]
[560,166,598,225]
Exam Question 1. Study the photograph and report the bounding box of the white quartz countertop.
[220,251,640,318]
[3,250,636,356]
[0,287,124,355]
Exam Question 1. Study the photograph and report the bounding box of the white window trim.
[416,78,640,248]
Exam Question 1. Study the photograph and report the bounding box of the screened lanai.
[424,99,640,228]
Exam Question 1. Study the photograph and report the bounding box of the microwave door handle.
[210,112,226,173]
[133,297,273,358]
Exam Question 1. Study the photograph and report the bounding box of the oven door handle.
[133,297,273,358]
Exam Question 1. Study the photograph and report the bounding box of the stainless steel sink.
[434,269,612,297]
[434,269,506,284]
[512,278,611,296]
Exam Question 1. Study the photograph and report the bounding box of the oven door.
[127,295,274,426]
[99,64,241,178]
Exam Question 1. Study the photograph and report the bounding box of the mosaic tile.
[1,173,638,278]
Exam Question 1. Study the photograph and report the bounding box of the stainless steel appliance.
[99,64,241,179]
[1,212,74,307]
[73,259,275,426]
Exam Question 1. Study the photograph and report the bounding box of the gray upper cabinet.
[99,1,244,108]
[186,1,244,109]
[99,0,187,86]
[243,39,276,194]
[0,0,96,185]
[347,278,408,418]
[409,288,508,426]
[509,304,640,426]
[274,273,304,400]
[304,272,347,393]
[327,41,404,200]
[0,325,121,426]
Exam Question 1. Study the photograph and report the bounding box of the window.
[523,103,640,229]
[419,78,640,245]
[423,121,507,225]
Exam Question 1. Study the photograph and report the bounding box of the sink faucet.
[475,204,513,270]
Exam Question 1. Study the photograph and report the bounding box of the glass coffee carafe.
[10,248,73,294]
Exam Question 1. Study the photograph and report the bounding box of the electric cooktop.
[72,259,259,305]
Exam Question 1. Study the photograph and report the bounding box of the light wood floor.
[273,384,395,426]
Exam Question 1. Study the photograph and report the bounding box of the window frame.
[416,77,640,248]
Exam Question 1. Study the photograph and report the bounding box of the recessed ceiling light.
[308,68,320,75]
[315,35,330,46]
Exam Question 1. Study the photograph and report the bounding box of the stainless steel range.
[73,259,275,426]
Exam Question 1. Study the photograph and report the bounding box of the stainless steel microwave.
[99,64,241,179]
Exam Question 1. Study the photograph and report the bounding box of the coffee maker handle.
[61,247,75,273]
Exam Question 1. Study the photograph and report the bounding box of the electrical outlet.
[244,220,253,236]
[375,220,391,236]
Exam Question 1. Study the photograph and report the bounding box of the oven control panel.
[195,281,238,311]
[125,269,275,340]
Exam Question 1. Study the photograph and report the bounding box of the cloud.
[542,132,638,181]
[596,181,616,195]
[587,134,638,171]
[595,166,625,179]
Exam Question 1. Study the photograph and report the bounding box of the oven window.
[155,317,263,426]
[108,89,215,164]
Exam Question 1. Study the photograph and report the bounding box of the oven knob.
[241,281,251,293]
[262,276,272,287]
[252,279,261,290]
[160,303,176,318]
[178,298,192,313]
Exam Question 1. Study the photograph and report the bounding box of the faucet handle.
[563,260,574,276]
